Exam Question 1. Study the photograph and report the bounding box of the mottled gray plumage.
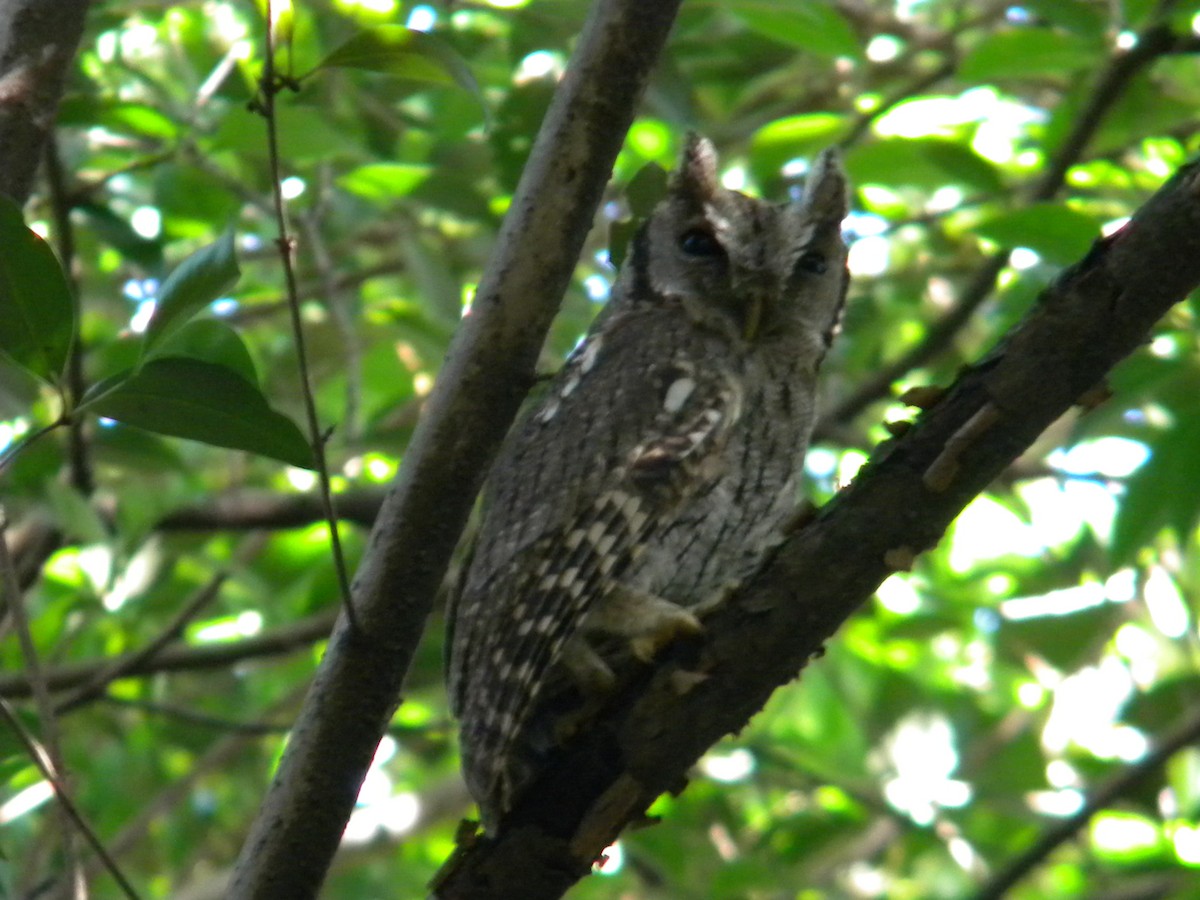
[447,134,849,831]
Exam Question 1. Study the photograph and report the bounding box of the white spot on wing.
[536,398,560,423]
[663,377,696,413]
[580,336,603,373]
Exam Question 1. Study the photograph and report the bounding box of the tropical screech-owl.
[447,134,850,831]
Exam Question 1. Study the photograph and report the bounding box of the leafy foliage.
[1,1,1200,898]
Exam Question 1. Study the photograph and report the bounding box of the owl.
[447,133,849,832]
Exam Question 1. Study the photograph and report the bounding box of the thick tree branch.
[430,160,1200,899]
[228,2,683,896]
[0,0,89,204]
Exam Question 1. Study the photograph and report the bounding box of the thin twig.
[0,608,337,701]
[253,0,359,633]
[0,697,141,899]
[973,704,1200,900]
[230,0,685,893]
[0,512,83,888]
[824,16,1186,428]
[42,136,92,497]
[100,695,294,735]
[53,533,268,714]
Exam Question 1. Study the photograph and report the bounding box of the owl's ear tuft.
[673,132,720,204]
[797,148,849,225]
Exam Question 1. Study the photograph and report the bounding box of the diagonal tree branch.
[973,701,1200,900]
[430,159,1200,899]
[228,2,684,896]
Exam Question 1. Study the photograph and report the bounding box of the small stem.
[0,513,84,890]
[0,696,141,900]
[257,0,359,634]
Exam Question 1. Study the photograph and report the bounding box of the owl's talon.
[561,637,617,696]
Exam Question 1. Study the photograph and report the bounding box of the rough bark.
[0,0,89,204]
[429,161,1200,898]
[228,1,683,896]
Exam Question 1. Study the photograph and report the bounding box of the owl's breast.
[627,352,816,605]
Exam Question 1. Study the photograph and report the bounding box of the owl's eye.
[796,250,827,275]
[679,228,723,258]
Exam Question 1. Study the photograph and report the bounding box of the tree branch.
[0,609,336,700]
[973,701,1200,900]
[0,0,89,204]
[228,2,684,896]
[430,159,1200,898]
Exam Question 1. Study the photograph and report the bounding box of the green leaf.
[143,231,240,355]
[750,114,848,186]
[76,202,164,270]
[729,1,862,59]
[625,162,668,219]
[1020,0,1106,37]
[999,603,1124,671]
[960,28,1099,81]
[608,218,639,270]
[80,358,315,469]
[0,194,75,381]
[338,163,432,201]
[146,319,259,386]
[846,139,1003,193]
[1111,415,1200,566]
[44,481,110,545]
[317,26,482,101]
[974,203,1100,265]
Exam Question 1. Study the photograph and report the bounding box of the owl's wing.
[453,319,743,812]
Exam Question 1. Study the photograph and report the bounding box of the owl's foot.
[586,584,702,662]
[560,636,618,695]
[688,579,741,619]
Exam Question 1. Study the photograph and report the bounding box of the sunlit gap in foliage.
[701,746,756,783]
[0,418,30,455]
[584,273,610,303]
[1172,823,1200,865]
[594,841,623,876]
[334,0,397,16]
[102,540,160,612]
[844,210,889,278]
[286,466,319,491]
[123,277,158,333]
[130,206,161,239]
[191,611,263,643]
[874,87,1045,165]
[865,34,903,63]
[343,452,396,482]
[281,176,305,200]
[876,711,970,827]
[343,736,422,844]
[515,50,564,84]
[405,4,435,32]
[950,436,1149,578]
